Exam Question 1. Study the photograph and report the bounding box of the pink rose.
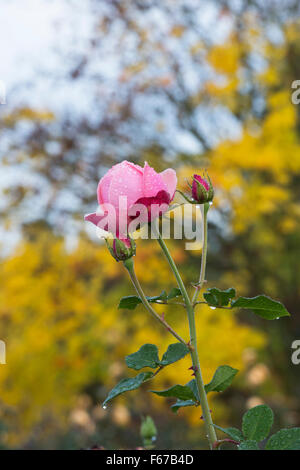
[84,161,177,237]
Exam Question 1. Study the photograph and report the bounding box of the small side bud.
[191,171,214,204]
[106,236,136,262]
[140,415,157,449]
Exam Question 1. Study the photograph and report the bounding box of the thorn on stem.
[192,280,208,290]
[188,365,198,376]
[191,283,200,290]
[200,410,212,420]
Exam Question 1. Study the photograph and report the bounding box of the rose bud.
[140,416,157,449]
[84,160,177,237]
[106,236,136,262]
[191,172,214,204]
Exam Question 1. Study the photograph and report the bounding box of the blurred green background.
[0,0,300,449]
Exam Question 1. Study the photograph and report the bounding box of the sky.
[0,0,94,112]
[1,0,61,97]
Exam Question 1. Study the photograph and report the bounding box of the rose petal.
[125,161,144,174]
[109,161,144,209]
[143,161,168,198]
[160,168,177,200]
[84,212,108,230]
[192,174,210,201]
[97,170,114,205]
[130,190,170,223]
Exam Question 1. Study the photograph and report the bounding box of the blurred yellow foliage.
[3,108,55,127]
[208,42,241,75]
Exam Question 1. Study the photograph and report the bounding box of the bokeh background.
[0,0,300,449]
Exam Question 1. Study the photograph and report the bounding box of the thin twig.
[124,260,187,346]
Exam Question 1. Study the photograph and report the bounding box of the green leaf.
[118,291,168,310]
[171,399,197,413]
[103,372,153,406]
[150,384,196,401]
[238,440,260,450]
[231,295,290,320]
[242,405,274,442]
[203,287,236,307]
[167,287,182,300]
[118,295,142,310]
[160,343,189,366]
[205,365,238,393]
[214,425,244,442]
[125,344,160,370]
[186,379,200,401]
[266,428,300,450]
[125,342,189,372]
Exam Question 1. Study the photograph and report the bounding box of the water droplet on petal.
[210,306,216,310]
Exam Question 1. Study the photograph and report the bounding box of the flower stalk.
[192,202,209,304]
[154,224,217,450]
[123,258,187,346]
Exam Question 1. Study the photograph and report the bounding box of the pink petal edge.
[84,212,105,227]
[160,168,177,200]
[142,161,168,198]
